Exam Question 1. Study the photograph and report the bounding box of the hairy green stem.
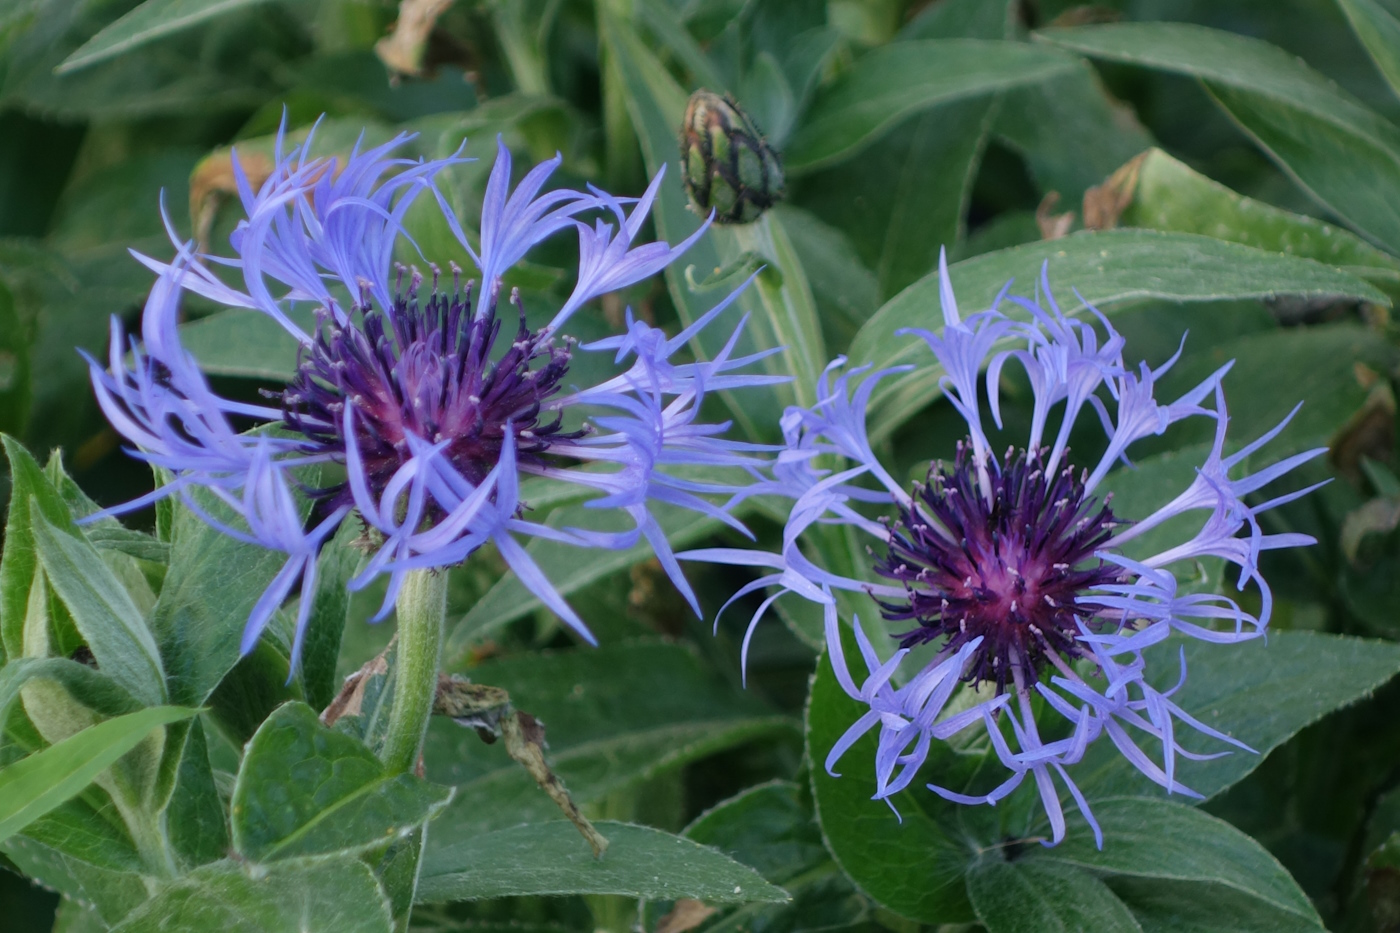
[381,569,447,776]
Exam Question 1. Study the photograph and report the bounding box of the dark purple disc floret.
[876,444,1124,693]
[280,265,581,513]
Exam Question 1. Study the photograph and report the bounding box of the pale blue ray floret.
[84,123,783,669]
[686,249,1325,847]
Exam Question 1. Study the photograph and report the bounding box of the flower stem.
[381,569,448,776]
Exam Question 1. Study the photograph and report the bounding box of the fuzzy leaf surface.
[417,821,787,904]
[231,702,452,862]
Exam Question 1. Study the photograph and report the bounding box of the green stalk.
[381,569,448,776]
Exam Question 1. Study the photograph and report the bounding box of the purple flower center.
[876,444,1123,693]
[280,266,580,510]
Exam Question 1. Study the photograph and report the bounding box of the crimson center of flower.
[281,266,580,512]
[876,444,1123,693]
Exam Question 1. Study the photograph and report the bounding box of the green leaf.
[994,62,1155,203]
[7,796,145,875]
[774,205,880,345]
[230,702,452,862]
[151,486,301,707]
[635,0,727,95]
[423,641,793,843]
[0,657,142,730]
[785,40,1078,173]
[177,307,306,382]
[848,230,1390,444]
[57,0,279,73]
[1033,798,1322,928]
[1121,148,1400,281]
[0,706,196,846]
[901,0,1013,41]
[1036,23,1400,254]
[416,821,788,904]
[1338,0,1400,103]
[1108,877,1329,933]
[685,780,830,882]
[1073,632,1400,801]
[794,96,998,302]
[1,832,150,928]
[298,522,361,711]
[966,859,1143,933]
[445,502,724,662]
[1151,322,1392,455]
[52,899,111,933]
[1,435,73,660]
[29,506,167,707]
[806,637,984,923]
[721,211,829,410]
[678,780,870,932]
[109,856,394,933]
[163,718,229,869]
[203,638,300,745]
[44,455,170,567]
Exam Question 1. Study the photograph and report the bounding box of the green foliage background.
[6,0,1400,930]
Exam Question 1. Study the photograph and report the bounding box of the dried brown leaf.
[376,0,456,77]
[1082,150,1147,231]
[1036,191,1075,240]
[655,899,718,933]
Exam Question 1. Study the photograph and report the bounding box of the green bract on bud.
[680,89,785,225]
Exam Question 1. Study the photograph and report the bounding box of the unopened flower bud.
[679,90,785,225]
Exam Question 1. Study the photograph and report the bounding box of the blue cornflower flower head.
[84,123,784,668]
[688,249,1326,848]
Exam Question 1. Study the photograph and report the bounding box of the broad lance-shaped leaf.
[1108,878,1327,933]
[1072,631,1400,801]
[1032,798,1323,929]
[2,832,150,927]
[1037,23,1400,255]
[0,657,142,729]
[58,0,281,73]
[152,484,303,707]
[416,821,787,904]
[600,11,824,440]
[795,97,998,304]
[164,717,229,869]
[966,859,1144,933]
[1120,148,1400,281]
[1147,323,1391,457]
[776,206,880,344]
[423,641,794,844]
[1,435,75,660]
[1338,0,1400,104]
[230,702,452,862]
[297,520,361,712]
[994,61,1155,204]
[29,506,166,707]
[109,856,394,933]
[0,706,197,846]
[46,453,171,566]
[672,780,870,932]
[848,230,1390,444]
[805,627,992,925]
[724,213,827,409]
[178,305,312,383]
[785,40,1079,173]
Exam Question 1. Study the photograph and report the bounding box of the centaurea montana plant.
[84,125,782,773]
[689,251,1325,847]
